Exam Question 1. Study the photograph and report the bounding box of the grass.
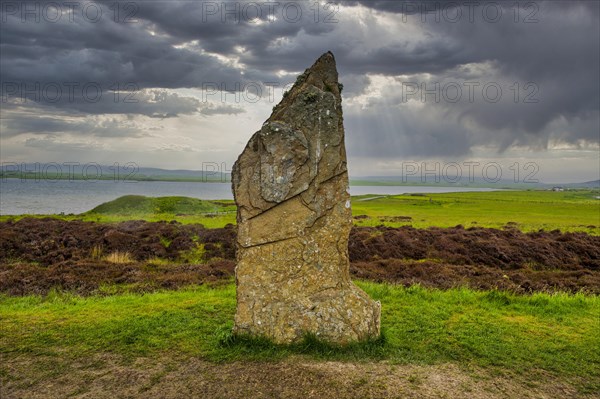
[1,190,598,233]
[104,251,134,264]
[1,282,598,391]
[90,245,103,260]
[85,195,237,228]
[87,195,235,225]
[178,243,206,264]
[352,190,600,234]
[77,195,236,228]
[88,195,220,215]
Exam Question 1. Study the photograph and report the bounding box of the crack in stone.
[237,233,297,249]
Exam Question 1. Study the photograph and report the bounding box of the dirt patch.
[1,218,599,295]
[2,353,594,399]
[378,215,413,222]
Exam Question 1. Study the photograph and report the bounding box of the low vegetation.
[2,218,598,296]
[104,251,134,264]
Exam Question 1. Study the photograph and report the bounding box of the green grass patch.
[89,195,221,216]
[178,243,207,264]
[85,195,237,227]
[352,190,600,234]
[1,282,598,389]
[0,195,237,227]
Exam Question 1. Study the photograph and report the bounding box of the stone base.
[234,280,381,344]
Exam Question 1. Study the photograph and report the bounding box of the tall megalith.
[231,52,381,344]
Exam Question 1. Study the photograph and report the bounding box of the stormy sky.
[1,0,598,183]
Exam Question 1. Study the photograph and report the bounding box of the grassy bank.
[81,195,237,228]
[0,195,238,228]
[1,282,598,392]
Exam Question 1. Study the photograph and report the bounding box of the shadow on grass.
[214,326,388,362]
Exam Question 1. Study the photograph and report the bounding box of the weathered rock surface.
[232,52,381,344]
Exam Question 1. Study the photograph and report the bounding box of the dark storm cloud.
[0,0,323,90]
[339,74,371,97]
[338,0,599,156]
[345,107,473,158]
[0,0,318,138]
[131,0,335,54]
[1,89,202,118]
[0,0,598,157]
[0,12,247,89]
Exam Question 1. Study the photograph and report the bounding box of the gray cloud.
[199,104,245,116]
[0,0,598,166]
[339,1,599,156]
[24,135,104,151]
[1,113,148,138]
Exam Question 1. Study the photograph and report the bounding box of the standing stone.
[232,52,381,344]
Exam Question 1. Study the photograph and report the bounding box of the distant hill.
[349,175,548,189]
[87,195,221,215]
[0,163,231,182]
[561,180,600,189]
[351,175,600,189]
[2,163,598,189]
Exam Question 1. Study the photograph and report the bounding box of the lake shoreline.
[0,178,505,215]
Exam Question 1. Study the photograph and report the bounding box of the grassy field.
[2,282,599,394]
[351,190,600,234]
[1,189,599,233]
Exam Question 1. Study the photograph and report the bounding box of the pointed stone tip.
[269,51,341,119]
[312,51,336,71]
[322,51,335,60]
[296,51,339,93]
